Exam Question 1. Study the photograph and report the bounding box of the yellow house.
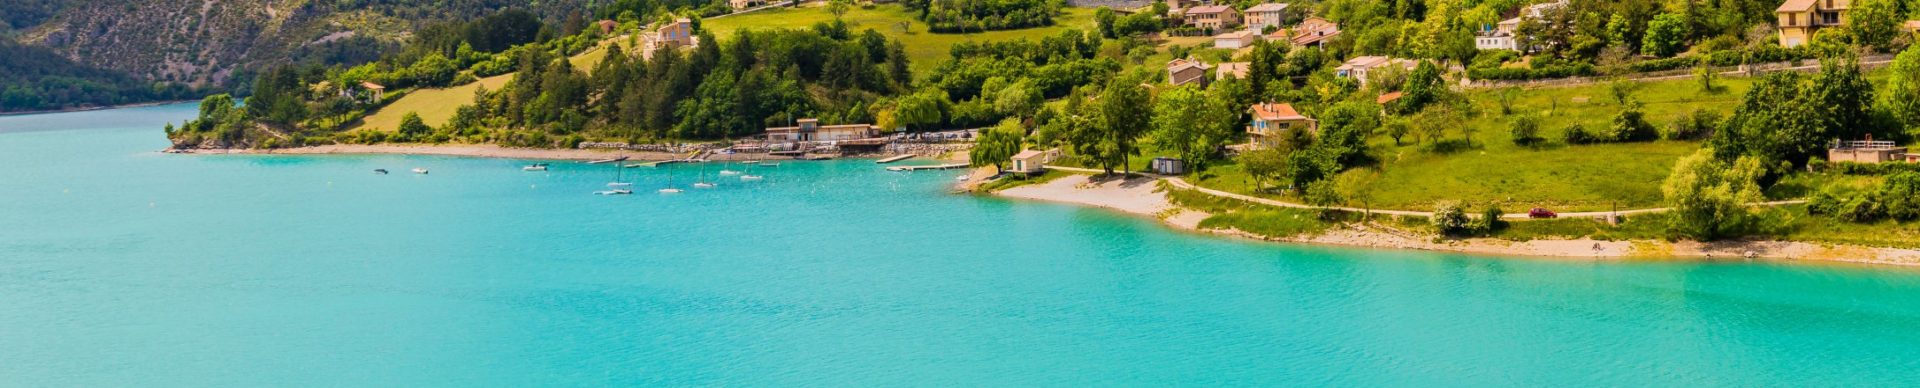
[1776,0,1850,47]
[1247,103,1316,148]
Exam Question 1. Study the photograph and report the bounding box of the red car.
[1528,207,1558,219]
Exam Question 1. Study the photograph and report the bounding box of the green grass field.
[703,4,1098,76]
[1180,76,1763,212]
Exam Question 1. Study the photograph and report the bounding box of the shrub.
[1432,201,1474,236]
[1510,114,1543,145]
[1606,100,1659,142]
[1663,109,1720,140]
[1562,124,1598,144]
[1881,172,1920,220]
[1474,205,1507,233]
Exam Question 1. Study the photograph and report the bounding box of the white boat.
[740,174,764,181]
[658,188,684,194]
[693,182,717,188]
[595,189,632,195]
[411,168,429,174]
[522,163,548,171]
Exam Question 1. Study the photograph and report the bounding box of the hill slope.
[12,0,591,86]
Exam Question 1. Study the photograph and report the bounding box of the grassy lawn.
[703,4,1097,76]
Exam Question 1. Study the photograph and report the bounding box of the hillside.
[0,38,201,113]
[11,0,593,87]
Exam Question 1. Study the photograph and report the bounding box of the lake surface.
[4,104,1920,386]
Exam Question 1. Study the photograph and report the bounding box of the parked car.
[1528,207,1558,219]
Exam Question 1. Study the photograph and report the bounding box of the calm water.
[4,104,1920,386]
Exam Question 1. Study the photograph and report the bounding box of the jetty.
[627,159,688,168]
[875,155,914,164]
[886,163,969,172]
[586,156,630,164]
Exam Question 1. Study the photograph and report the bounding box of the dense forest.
[0,39,201,113]
[906,0,1065,33]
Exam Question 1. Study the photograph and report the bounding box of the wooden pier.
[875,155,914,164]
[886,163,969,172]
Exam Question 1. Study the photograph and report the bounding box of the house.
[1904,20,1920,36]
[1216,62,1251,80]
[1167,58,1213,87]
[764,119,881,142]
[639,18,699,60]
[1335,56,1417,87]
[1476,0,1568,51]
[1213,30,1261,49]
[1776,0,1851,48]
[1247,102,1316,147]
[1285,17,1340,48]
[1183,5,1241,31]
[1009,149,1061,174]
[730,0,768,11]
[1243,3,1291,32]
[1829,139,1910,163]
[596,20,619,35]
[357,81,387,101]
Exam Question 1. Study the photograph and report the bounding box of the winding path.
[1042,166,1806,221]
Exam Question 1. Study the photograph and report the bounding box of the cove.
[2,104,1920,386]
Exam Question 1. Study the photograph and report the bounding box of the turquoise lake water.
[4,104,1920,386]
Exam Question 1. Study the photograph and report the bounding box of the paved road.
[1043,165,1806,221]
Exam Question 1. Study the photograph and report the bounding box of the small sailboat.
[659,165,685,194]
[719,160,742,176]
[373,169,389,175]
[522,163,548,171]
[411,168,429,174]
[603,163,632,194]
[692,161,717,188]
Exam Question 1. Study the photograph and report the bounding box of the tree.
[1885,46,1920,137]
[970,118,1026,173]
[1395,60,1445,114]
[1662,148,1766,240]
[1846,0,1901,50]
[1240,148,1289,192]
[1094,7,1117,39]
[1090,77,1153,174]
[398,112,431,140]
[1806,56,1878,141]
[1711,72,1822,168]
[827,0,852,20]
[1149,85,1236,171]
[1608,100,1658,142]
[895,90,947,131]
[1641,13,1689,57]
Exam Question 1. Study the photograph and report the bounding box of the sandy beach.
[991,173,1920,267]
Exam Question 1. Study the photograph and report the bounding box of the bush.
[1432,201,1474,235]
[1606,101,1659,142]
[1562,124,1599,144]
[1664,109,1720,140]
[1510,114,1543,145]
[1475,205,1507,233]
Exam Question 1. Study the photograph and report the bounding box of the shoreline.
[169,143,942,162]
[991,174,1920,268]
[0,100,197,117]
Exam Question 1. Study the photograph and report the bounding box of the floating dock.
[585,156,630,164]
[886,163,968,172]
[875,155,914,164]
[626,159,689,168]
